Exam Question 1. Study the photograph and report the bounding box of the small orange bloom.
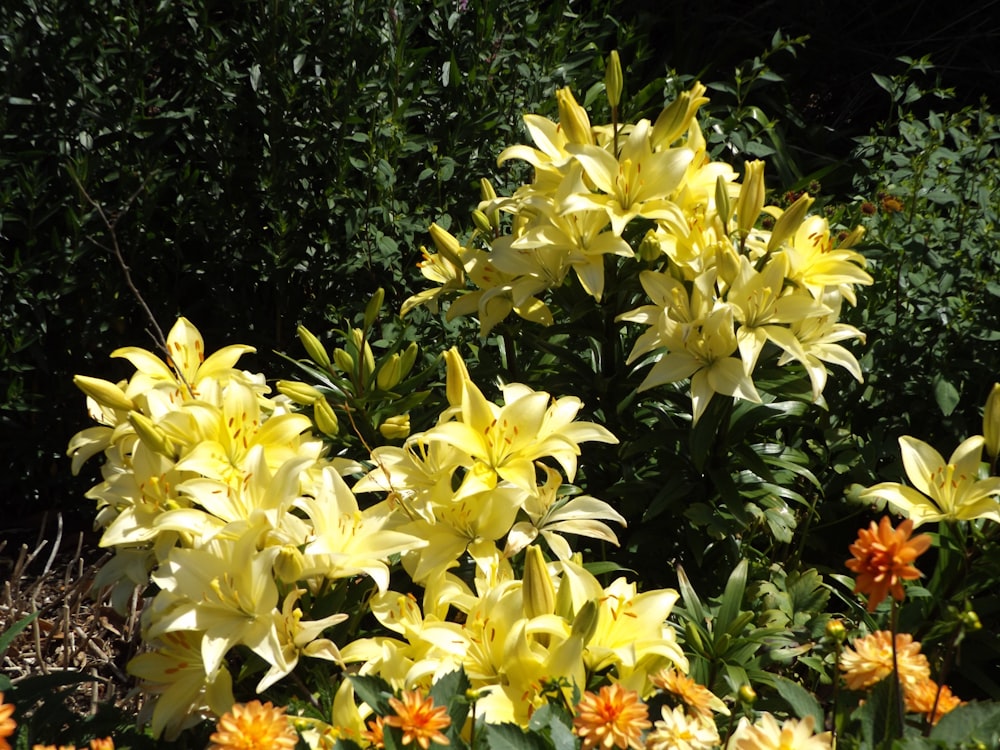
[362,716,387,749]
[905,678,963,725]
[650,669,727,718]
[881,195,905,214]
[846,516,931,611]
[0,693,15,750]
[88,740,114,750]
[572,683,651,750]
[384,690,451,750]
[840,630,930,692]
[208,700,298,750]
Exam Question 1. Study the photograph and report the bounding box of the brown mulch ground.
[1,512,145,718]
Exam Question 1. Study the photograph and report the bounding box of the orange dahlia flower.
[846,516,931,611]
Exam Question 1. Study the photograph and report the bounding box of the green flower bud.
[363,288,385,332]
[128,411,175,458]
[273,545,305,583]
[276,379,323,405]
[637,229,662,262]
[479,179,500,228]
[522,545,556,619]
[960,610,982,631]
[313,396,339,437]
[471,209,493,235]
[651,82,708,149]
[735,160,765,241]
[737,684,757,705]
[767,193,815,252]
[984,383,1000,460]
[605,50,623,108]
[376,353,402,391]
[361,341,376,382]
[715,173,733,229]
[333,347,355,375]
[73,374,135,413]
[398,342,418,380]
[556,87,592,145]
[378,414,410,440]
[571,599,599,644]
[825,619,847,643]
[297,324,331,371]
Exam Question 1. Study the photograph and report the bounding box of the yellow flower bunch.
[402,71,872,422]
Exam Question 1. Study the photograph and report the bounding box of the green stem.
[889,600,905,742]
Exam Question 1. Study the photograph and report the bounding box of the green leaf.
[772,675,824,728]
[715,559,748,643]
[932,375,960,416]
[929,701,1000,744]
[0,610,38,655]
[429,668,472,743]
[528,703,576,750]
[482,721,549,750]
[347,674,394,714]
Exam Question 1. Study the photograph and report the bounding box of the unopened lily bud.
[715,173,733,229]
[651,82,709,148]
[738,684,757,705]
[273,545,306,583]
[73,375,134,412]
[363,288,385,332]
[378,414,410,440]
[984,383,1000,460]
[333,347,355,375]
[480,178,500,228]
[960,609,982,631]
[555,575,574,619]
[443,347,471,407]
[428,222,465,268]
[715,244,740,287]
[128,411,175,458]
[376,353,402,391]
[735,160,766,240]
[838,224,866,249]
[825,619,847,644]
[637,230,662,262]
[313,396,339,437]
[398,342,418,380]
[297,325,331,371]
[522,545,556,619]
[276,379,323,405]
[571,599,599,644]
[605,50,623,108]
[556,87,592,145]
[471,209,493,235]
[767,193,815,252]
[479,177,498,203]
[361,341,376,381]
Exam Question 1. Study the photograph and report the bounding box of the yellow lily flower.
[252,589,348,692]
[564,119,694,236]
[635,304,761,423]
[777,293,866,400]
[127,630,234,740]
[501,207,632,301]
[424,352,618,496]
[504,465,625,560]
[298,466,426,591]
[726,254,827,374]
[145,530,280,676]
[778,215,873,303]
[113,317,256,403]
[862,435,1000,526]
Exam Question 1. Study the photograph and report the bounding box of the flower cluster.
[403,82,871,421]
[69,319,691,742]
[840,631,963,725]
